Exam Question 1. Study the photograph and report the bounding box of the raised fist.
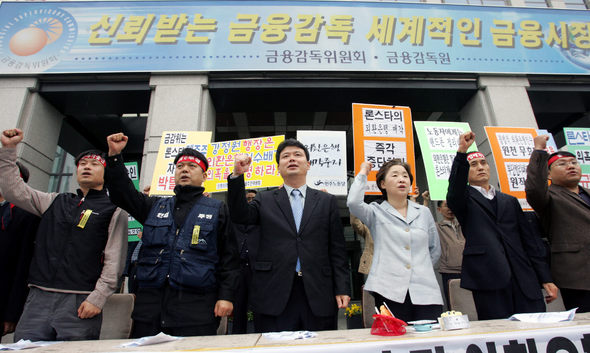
[107,133,128,156]
[458,132,475,153]
[359,161,373,175]
[1,129,24,148]
[233,154,252,176]
[534,135,549,151]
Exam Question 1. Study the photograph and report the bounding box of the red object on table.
[370,314,407,336]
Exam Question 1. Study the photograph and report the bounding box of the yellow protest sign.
[204,135,285,192]
[150,131,212,196]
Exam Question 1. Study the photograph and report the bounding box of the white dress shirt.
[470,184,496,200]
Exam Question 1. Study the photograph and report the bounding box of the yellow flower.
[345,304,362,317]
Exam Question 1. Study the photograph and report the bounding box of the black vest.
[28,189,117,291]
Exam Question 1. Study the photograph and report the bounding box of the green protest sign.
[563,127,590,189]
[414,121,476,201]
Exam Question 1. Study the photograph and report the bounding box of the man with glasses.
[525,135,590,312]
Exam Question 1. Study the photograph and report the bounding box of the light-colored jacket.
[350,214,373,275]
[347,174,443,305]
[437,218,465,274]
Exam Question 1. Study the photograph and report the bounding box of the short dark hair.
[245,189,257,195]
[375,159,414,200]
[16,161,30,183]
[173,148,209,172]
[437,200,444,207]
[75,149,106,166]
[275,139,310,164]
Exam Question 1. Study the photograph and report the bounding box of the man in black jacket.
[0,162,39,338]
[231,189,260,334]
[446,131,557,320]
[105,132,239,337]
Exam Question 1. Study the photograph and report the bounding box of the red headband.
[176,155,207,171]
[548,153,574,167]
[467,152,485,161]
[78,154,106,167]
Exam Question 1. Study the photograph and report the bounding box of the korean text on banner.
[414,121,476,201]
[125,161,142,242]
[297,130,347,195]
[564,127,590,189]
[484,126,538,211]
[352,103,415,195]
[1,1,590,75]
[150,131,212,196]
[204,135,285,192]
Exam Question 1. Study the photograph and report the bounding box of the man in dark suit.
[447,132,557,320]
[525,135,590,312]
[227,138,350,332]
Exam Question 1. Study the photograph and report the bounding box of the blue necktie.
[291,189,303,273]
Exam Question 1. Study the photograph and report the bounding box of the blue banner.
[0,0,588,74]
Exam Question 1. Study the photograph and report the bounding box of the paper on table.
[120,332,181,347]
[509,308,577,323]
[0,339,61,351]
[262,331,318,340]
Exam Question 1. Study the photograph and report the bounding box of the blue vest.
[138,195,220,291]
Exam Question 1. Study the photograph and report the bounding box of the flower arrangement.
[345,303,362,317]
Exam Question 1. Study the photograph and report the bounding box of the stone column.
[459,75,538,187]
[0,77,63,190]
[141,74,215,187]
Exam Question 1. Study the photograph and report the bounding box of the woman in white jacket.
[347,159,443,322]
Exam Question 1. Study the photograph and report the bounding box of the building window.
[48,146,75,193]
[524,0,550,7]
[444,0,507,5]
[563,0,588,9]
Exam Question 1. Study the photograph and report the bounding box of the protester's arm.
[0,132,58,216]
[105,132,155,223]
[227,154,260,225]
[446,132,475,220]
[346,162,377,227]
[105,154,155,224]
[422,190,431,207]
[214,202,240,317]
[525,135,551,214]
[81,208,128,317]
[350,214,369,239]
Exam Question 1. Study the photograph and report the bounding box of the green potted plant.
[345,303,363,329]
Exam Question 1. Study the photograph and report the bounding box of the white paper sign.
[297,130,347,195]
[361,107,406,138]
[363,140,407,170]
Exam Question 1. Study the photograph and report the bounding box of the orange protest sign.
[352,103,415,195]
[484,126,538,210]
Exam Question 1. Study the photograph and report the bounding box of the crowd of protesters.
[1,127,587,342]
